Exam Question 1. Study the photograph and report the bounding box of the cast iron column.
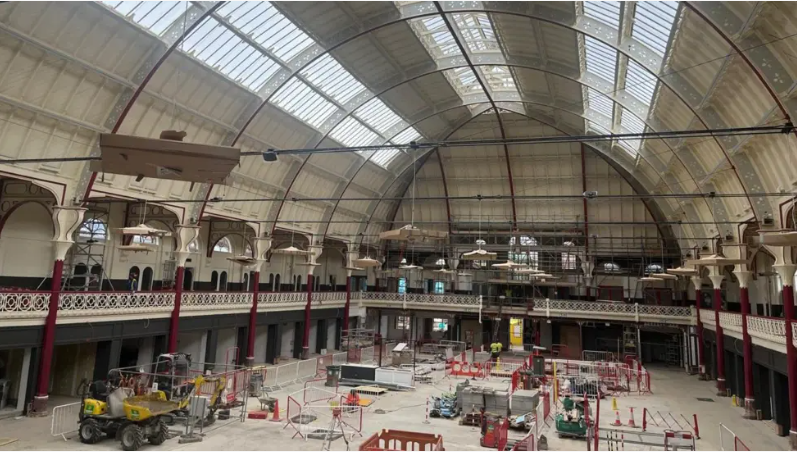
[691,276,707,380]
[736,271,755,418]
[167,266,184,353]
[302,273,313,359]
[774,263,797,449]
[709,273,726,395]
[246,270,260,366]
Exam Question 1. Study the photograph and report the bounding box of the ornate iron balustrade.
[361,292,480,306]
[718,312,743,334]
[747,315,786,346]
[58,292,173,316]
[532,299,693,325]
[0,291,50,318]
[258,292,306,310]
[699,309,715,328]
[181,292,250,311]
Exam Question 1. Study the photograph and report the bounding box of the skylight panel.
[453,13,500,53]
[589,121,612,136]
[587,88,613,119]
[583,1,621,28]
[183,17,281,91]
[272,78,339,129]
[371,148,402,168]
[445,67,483,96]
[355,98,403,134]
[300,55,367,105]
[406,16,462,59]
[624,60,657,105]
[482,66,517,92]
[102,1,189,36]
[619,109,646,153]
[392,127,422,145]
[217,2,314,61]
[330,117,380,147]
[632,1,679,57]
[584,36,617,84]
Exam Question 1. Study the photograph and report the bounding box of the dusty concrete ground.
[0,364,788,451]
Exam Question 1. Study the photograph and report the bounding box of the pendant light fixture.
[462,198,497,260]
[117,200,169,252]
[272,223,312,256]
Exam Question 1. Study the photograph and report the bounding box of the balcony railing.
[699,309,715,328]
[747,315,787,347]
[58,291,174,317]
[361,292,480,307]
[182,292,250,311]
[0,291,50,318]
[718,312,743,334]
[532,299,693,324]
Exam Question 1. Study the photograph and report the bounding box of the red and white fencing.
[719,423,749,451]
[581,350,618,362]
[643,408,699,439]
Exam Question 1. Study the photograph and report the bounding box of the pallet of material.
[354,386,388,396]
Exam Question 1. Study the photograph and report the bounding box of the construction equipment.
[555,396,588,438]
[77,353,227,450]
[480,413,508,449]
[429,394,459,419]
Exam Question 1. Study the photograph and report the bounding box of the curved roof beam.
[316,64,706,243]
[357,104,678,250]
[212,5,763,239]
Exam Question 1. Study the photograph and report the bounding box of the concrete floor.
[0,365,789,451]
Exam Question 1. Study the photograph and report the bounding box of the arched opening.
[243,273,249,291]
[274,274,281,292]
[211,271,219,291]
[70,263,88,291]
[183,268,194,291]
[78,218,107,242]
[90,264,103,290]
[268,273,274,291]
[141,267,153,291]
[219,271,228,291]
[213,236,232,254]
[127,266,140,291]
[0,200,55,288]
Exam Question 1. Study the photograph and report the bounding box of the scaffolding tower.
[63,204,110,291]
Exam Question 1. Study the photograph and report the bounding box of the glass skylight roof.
[301,54,367,105]
[371,148,402,168]
[483,66,517,92]
[584,37,617,84]
[445,67,484,96]
[453,13,500,53]
[583,1,621,28]
[101,1,189,36]
[586,88,613,119]
[216,2,314,61]
[331,117,380,148]
[619,109,645,153]
[406,16,462,59]
[355,98,403,134]
[272,79,339,129]
[632,1,679,57]
[392,128,422,145]
[624,60,657,106]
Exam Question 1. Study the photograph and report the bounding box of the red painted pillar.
[692,277,706,379]
[739,283,755,418]
[246,271,260,366]
[168,266,185,353]
[784,284,797,448]
[32,259,64,413]
[302,274,313,359]
[712,285,726,395]
[343,275,351,335]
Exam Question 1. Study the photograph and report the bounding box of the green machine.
[555,396,588,438]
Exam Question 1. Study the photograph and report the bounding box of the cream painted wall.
[0,202,54,279]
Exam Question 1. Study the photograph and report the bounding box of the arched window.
[219,271,228,291]
[214,236,232,253]
[187,239,199,253]
[603,262,621,273]
[274,274,281,292]
[128,266,140,291]
[435,258,445,266]
[509,236,538,268]
[295,275,301,291]
[211,271,219,291]
[471,260,488,269]
[645,264,663,274]
[78,218,107,242]
[269,273,275,291]
[243,273,249,291]
[562,241,577,270]
[245,242,253,257]
[142,267,153,291]
[132,234,158,245]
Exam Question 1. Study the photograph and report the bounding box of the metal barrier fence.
[719,423,749,451]
[263,358,323,391]
[51,402,81,440]
[582,350,618,362]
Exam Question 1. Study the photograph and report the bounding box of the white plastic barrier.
[51,402,82,440]
[375,368,414,387]
[297,358,318,380]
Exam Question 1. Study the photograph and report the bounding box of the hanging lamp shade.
[117,223,169,236]
[344,266,364,271]
[650,272,678,280]
[297,262,321,267]
[515,268,544,274]
[399,263,422,270]
[529,273,555,278]
[685,254,744,267]
[379,224,448,242]
[227,255,256,265]
[639,276,664,282]
[433,268,454,274]
[353,256,381,268]
[462,248,498,260]
[457,271,473,277]
[667,266,699,276]
[758,230,797,246]
[492,260,522,269]
[117,243,155,252]
[272,245,311,256]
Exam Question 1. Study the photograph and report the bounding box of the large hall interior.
[0,1,796,451]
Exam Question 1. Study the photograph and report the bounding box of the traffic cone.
[627,407,637,428]
[611,397,618,411]
[270,398,283,422]
[612,410,622,426]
